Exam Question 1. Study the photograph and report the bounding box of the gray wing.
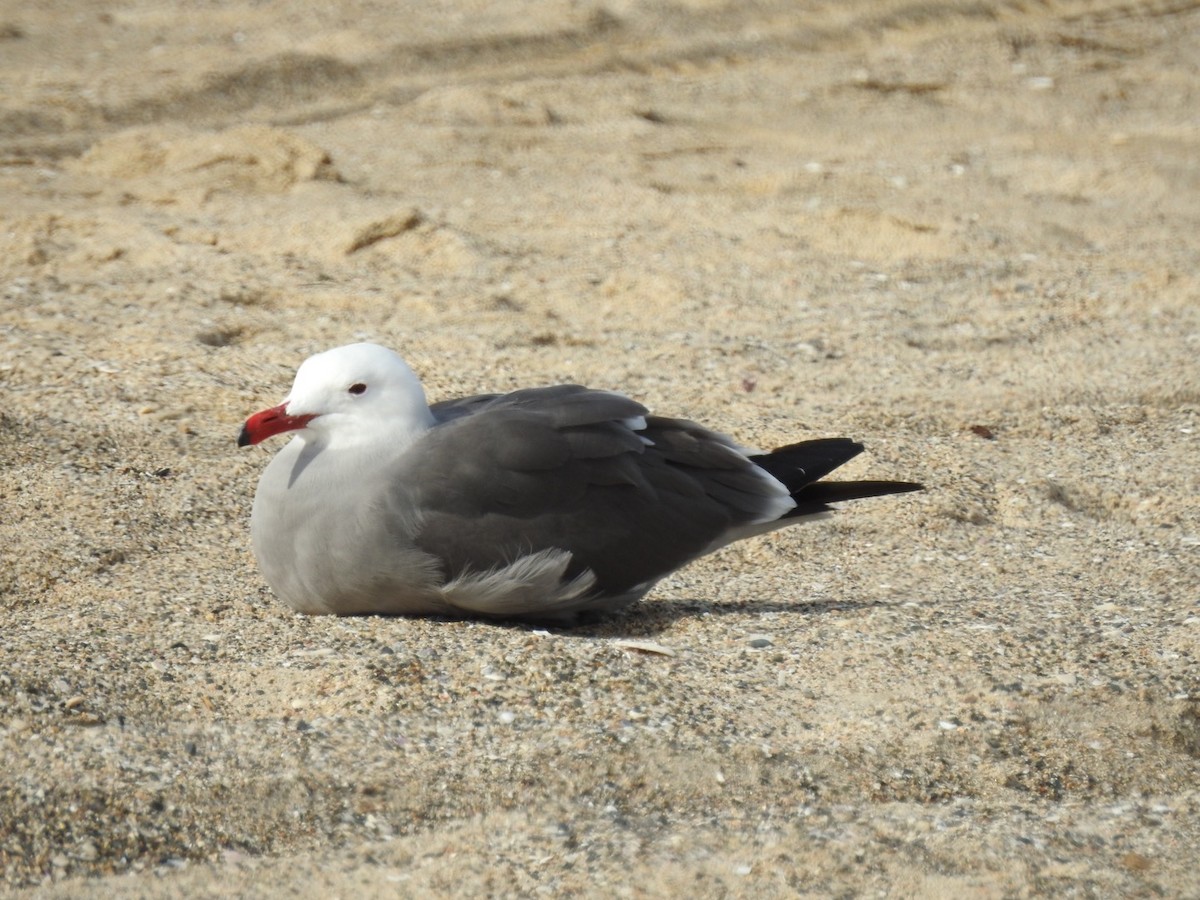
[401,386,787,596]
[429,393,503,424]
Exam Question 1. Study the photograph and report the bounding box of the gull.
[239,343,921,622]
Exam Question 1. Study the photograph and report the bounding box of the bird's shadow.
[484,596,900,640]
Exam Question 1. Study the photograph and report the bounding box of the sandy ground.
[2,0,1199,895]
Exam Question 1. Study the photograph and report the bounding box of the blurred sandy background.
[2,0,1198,895]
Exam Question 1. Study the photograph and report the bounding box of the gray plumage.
[240,343,921,622]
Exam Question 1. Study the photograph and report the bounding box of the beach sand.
[2,0,1198,895]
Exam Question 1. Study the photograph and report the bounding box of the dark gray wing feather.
[400,388,778,595]
[430,393,502,424]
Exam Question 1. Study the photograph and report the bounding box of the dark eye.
[348,383,367,395]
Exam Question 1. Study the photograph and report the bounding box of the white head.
[239,343,435,449]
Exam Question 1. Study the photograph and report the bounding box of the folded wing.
[405,386,792,598]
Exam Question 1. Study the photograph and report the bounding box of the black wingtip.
[781,479,923,519]
[750,438,865,492]
[796,479,924,504]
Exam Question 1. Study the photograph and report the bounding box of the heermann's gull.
[238,343,921,622]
